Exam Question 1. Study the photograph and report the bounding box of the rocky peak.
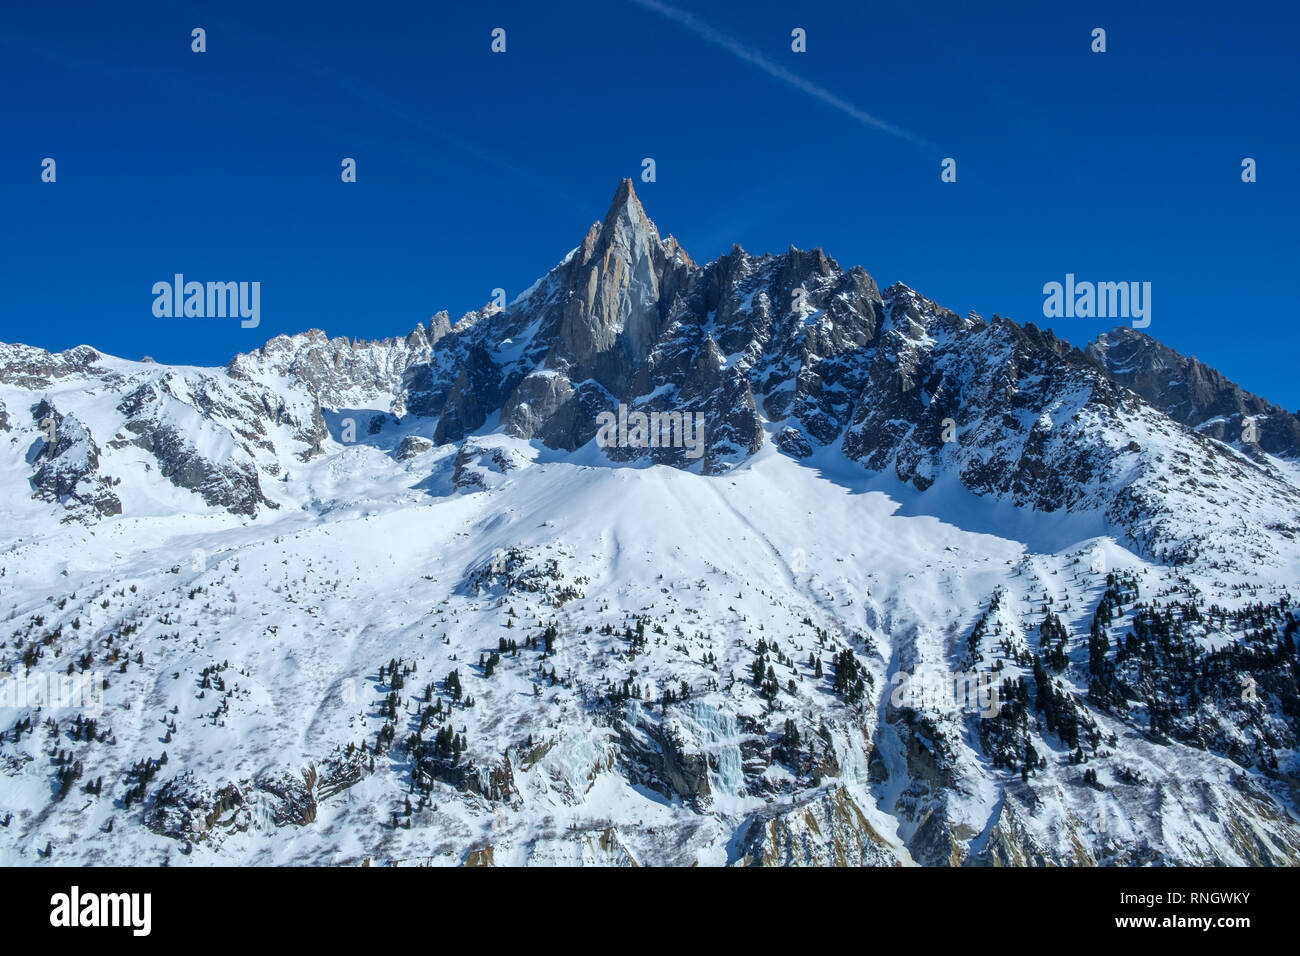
[555,181,695,387]
[0,343,102,389]
[428,311,453,343]
[1086,326,1300,457]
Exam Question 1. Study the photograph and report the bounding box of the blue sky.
[3,1,1297,406]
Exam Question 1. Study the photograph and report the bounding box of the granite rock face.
[28,400,122,519]
[1085,326,1300,459]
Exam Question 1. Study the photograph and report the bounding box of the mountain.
[1085,325,1300,460]
[1,181,1298,866]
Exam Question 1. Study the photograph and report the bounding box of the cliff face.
[1086,325,1300,459]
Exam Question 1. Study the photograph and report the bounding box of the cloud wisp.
[628,0,932,149]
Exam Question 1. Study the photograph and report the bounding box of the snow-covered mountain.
[2,181,1298,866]
[1085,325,1300,460]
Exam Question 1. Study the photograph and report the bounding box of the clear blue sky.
[2,1,1296,406]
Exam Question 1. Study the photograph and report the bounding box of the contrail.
[628,0,931,148]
